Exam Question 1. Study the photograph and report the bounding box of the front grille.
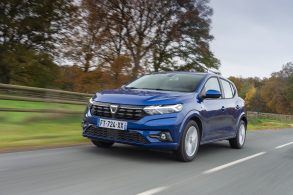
[90,102,145,120]
[84,126,149,144]
[90,103,111,118]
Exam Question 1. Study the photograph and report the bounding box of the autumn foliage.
[56,55,133,93]
[229,63,293,115]
[0,1,292,114]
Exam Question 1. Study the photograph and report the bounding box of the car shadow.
[83,144,175,163]
[81,141,232,163]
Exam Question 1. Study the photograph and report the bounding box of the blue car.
[82,72,247,162]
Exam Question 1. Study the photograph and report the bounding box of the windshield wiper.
[124,87,182,92]
[142,88,173,91]
[151,88,165,91]
[125,87,161,90]
[124,86,139,89]
[152,88,189,92]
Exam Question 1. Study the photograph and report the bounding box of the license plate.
[98,119,127,130]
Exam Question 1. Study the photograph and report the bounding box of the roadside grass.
[0,99,86,111]
[0,112,87,150]
[0,100,87,150]
[248,117,292,130]
[0,100,292,151]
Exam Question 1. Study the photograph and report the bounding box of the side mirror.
[204,89,222,99]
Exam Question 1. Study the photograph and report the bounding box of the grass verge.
[248,117,292,130]
[0,99,86,111]
[0,100,87,151]
[0,112,87,150]
[0,100,292,151]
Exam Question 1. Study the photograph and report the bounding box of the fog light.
[149,132,172,142]
[160,133,167,140]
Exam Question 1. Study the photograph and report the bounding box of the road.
[0,128,293,195]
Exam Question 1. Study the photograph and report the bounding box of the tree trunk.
[132,57,140,79]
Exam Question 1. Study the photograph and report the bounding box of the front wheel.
[91,140,114,148]
[175,121,200,162]
[229,120,246,149]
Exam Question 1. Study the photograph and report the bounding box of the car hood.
[92,88,195,106]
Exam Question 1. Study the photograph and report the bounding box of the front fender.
[179,110,203,139]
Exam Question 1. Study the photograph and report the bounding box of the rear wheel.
[229,120,246,149]
[91,140,114,148]
[175,121,200,162]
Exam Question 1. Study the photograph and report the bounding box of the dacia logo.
[110,105,119,114]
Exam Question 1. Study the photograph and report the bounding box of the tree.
[0,46,59,87]
[60,0,110,72]
[57,65,104,93]
[104,55,132,88]
[287,76,293,105]
[244,86,256,110]
[0,0,76,84]
[63,0,219,79]
[260,77,287,114]
[260,62,293,114]
[228,63,293,114]
[57,57,132,93]
[0,0,75,51]
[271,62,293,78]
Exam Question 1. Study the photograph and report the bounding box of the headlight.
[84,98,94,116]
[143,104,183,115]
[89,97,94,105]
[87,98,95,109]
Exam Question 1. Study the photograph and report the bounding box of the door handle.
[221,106,225,112]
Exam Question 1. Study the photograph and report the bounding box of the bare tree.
[63,0,219,77]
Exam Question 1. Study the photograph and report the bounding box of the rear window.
[220,79,234,98]
[230,83,236,96]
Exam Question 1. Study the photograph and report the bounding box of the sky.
[209,0,293,78]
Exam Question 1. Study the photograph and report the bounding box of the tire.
[91,140,114,148]
[175,121,200,162]
[229,120,246,149]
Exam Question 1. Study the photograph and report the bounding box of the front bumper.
[82,111,182,150]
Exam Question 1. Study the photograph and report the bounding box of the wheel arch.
[189,116,203,139]
[238,113,248,129]
[180,111,203,140]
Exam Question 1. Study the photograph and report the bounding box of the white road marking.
[203,152,266,174]
[137,186,169,195]
[275,141,293,149]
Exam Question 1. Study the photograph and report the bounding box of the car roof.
[150,71,233,82]
[150,71,217,77]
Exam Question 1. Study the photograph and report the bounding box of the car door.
[199,77,227,141]
[219,78,238,137]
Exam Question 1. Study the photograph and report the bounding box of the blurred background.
[0,0,292,151]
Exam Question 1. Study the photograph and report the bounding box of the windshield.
[126,73,205,92]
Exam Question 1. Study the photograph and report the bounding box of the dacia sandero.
[82,72,247,162]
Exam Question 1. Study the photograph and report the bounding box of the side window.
[220,79,234,98]
[202,77,221,95]
[230,83,236,96]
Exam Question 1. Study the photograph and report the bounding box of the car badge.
[110,105,119,114]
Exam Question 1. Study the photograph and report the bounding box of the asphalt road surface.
[1,128,293,195]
